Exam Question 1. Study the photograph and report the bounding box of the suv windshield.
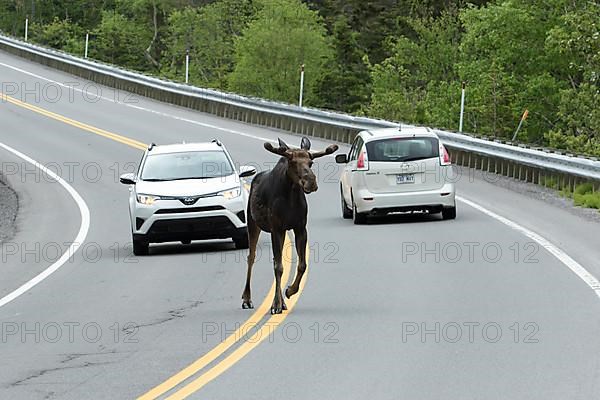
[366,137,439,162]
[141,151,234,181]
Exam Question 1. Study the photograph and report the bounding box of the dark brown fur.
[242,137,338,314]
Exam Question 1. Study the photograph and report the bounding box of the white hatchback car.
[120,141,256,255]
[336,127,456,224]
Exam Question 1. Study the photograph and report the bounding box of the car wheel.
[341,186,352,219]
[132,235,149,256]
[352,196,367,225]
[234,234,249,249]
[442,206,457,220]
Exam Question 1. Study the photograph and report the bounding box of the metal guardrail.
[1,34,599,190]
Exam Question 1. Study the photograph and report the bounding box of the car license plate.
[396,174,415,184]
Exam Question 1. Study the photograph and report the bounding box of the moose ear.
[278,138,290,150]
[300,137,312,150]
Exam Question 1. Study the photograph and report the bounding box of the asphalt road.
[1,50,600,400]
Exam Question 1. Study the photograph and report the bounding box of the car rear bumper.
[353,183,455,214]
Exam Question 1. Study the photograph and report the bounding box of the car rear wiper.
[400,156,433,162]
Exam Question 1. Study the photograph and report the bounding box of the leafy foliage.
[228,0,333,105]
[90,11,152,70]
[0,0,598,155]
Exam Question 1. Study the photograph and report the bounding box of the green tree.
[229,0,333,105]
[458,1,565,140]
[90,11,152,71]
[162,0,256,88]
[367,11,462,125]
[545,1,600,153]
[313,16,371,113]
[29,17,84,54]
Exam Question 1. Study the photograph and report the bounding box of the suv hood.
[135,174,240,197]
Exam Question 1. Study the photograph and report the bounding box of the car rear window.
[366,137,439,162]
[141,151,234,181]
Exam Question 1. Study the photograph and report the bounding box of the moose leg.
[271,230,286,314]
[242,215,261,309]
[286,227,307,299]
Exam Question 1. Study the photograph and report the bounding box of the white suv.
[120,141,256,255]
[336,127,456,224]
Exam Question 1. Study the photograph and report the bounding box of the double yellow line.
[1,92,147,150]
[143,237,308,399]
[1,92,308,399]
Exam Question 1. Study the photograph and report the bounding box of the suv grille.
[148,216,233,234]
[155,206,225,214]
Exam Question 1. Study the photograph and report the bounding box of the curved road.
[1,50,600,400]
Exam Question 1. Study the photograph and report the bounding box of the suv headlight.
[137,194,161,205]
[218,187,241,200]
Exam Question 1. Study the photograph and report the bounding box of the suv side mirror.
[239,165,257,178]
[120,173,136,185]
[335,154,348,164]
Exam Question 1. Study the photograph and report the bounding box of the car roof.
[148,142,225,155]
[360,127,438,142]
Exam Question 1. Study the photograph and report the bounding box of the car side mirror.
[239,165,257,178]
[335,154,348,164]
[120,173,136,185]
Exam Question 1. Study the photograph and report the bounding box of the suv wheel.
[352,196,367,225]
[442,206,457,220]
[341,186,352,219]
[132,234,149,256]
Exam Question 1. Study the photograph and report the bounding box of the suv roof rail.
[212,139,222,146]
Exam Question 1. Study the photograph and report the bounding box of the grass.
[543,177,560,190]
[561,182,600,211]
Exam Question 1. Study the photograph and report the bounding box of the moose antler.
[264,142,292,158]
[310,144,339,159]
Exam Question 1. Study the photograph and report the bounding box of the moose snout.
[301,179,318,194]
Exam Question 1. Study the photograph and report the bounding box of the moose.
[242,137,339,314]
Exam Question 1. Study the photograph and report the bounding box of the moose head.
[264,137,339,194]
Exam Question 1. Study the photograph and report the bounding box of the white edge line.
[0,62,277,144]
[3,61,598,301]
[457,195,600,298]
[0,141,90,308]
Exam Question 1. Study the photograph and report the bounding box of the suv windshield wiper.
[142,176,223,182]
[169,176,217,181]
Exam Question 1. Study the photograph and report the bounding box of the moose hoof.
[242,300,254,309]
[271,306,283,315]
[285,286,296,299]
[282,301,288,311]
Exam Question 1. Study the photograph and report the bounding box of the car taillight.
[357,150,369,170]
[440,144,451,166]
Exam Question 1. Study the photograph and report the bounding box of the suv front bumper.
[131,196,247,243]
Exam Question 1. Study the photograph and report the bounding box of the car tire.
[234,234,249,249]
[442,206,457,220]
[352,196,367,225]
[132,235,149,256]
[341,186,352,219]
